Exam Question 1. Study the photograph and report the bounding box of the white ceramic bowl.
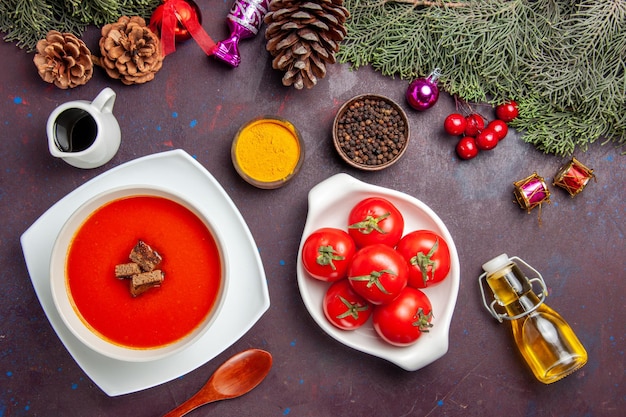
[297,174,460,371]
[50,185,228,362]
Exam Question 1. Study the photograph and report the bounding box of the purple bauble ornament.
[406,68,441,111]
[213,0,269,67]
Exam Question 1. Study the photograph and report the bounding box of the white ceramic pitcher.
[47,87,121,169]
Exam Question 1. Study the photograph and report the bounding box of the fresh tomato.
[373,287,433,346]
[348,244,408,305]
[443,113,467,136]
[475,129,498,151]
[302,227,356,282]
[464,114,485,137]
[487,119,508,141]
[395,230,451,288]
[456,136,479,160]
[347,197,404,248]
[323,279,372,330]
[495,101,519,122]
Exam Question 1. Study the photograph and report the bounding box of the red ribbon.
[159,0,217,57]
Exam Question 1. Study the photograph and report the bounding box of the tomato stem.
[316,245,344,271]
[412,307,433,332]
[410,238,439,286]
[348,212,390,235]
[349,269,395,294]
[336,296,370,320]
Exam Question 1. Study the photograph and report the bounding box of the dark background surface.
[1,3,624,416]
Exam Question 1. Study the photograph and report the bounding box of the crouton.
[130,270,165,297]
[129,240,162,272]
[114,262,142,279]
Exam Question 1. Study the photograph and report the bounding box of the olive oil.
[480,254,587,384]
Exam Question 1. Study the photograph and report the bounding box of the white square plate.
[21,150,270,396]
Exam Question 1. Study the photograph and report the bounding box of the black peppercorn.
[334,96,408,169]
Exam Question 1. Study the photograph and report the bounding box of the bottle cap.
[482,254,510,275]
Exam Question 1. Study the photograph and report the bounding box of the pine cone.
[265,0,349,89]
[33,31,93,89]
[93,16,163,85]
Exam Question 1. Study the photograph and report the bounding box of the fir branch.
[338,0,626,155]
[117,0,162,21]
[0,0,161,51]
[1,0,55,49]
[384,0,468,6]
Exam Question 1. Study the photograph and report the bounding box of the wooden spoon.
[163,349,273,417]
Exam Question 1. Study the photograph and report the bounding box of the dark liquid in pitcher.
[54,108,98,152]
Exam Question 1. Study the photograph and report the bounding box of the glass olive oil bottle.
[479,254,587,384]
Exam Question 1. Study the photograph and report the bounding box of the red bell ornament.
[150,0,216,56]
[150,0,202,43]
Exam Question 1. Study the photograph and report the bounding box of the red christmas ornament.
[149,0,216,56]
[553,157,595,197]
[150,0,202,43]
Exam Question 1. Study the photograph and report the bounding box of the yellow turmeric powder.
[234,118,302,184]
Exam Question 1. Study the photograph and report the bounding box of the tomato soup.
[66,195,222,349]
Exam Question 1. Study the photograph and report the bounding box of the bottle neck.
[487,264,542,319]
[502,291,542,318]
